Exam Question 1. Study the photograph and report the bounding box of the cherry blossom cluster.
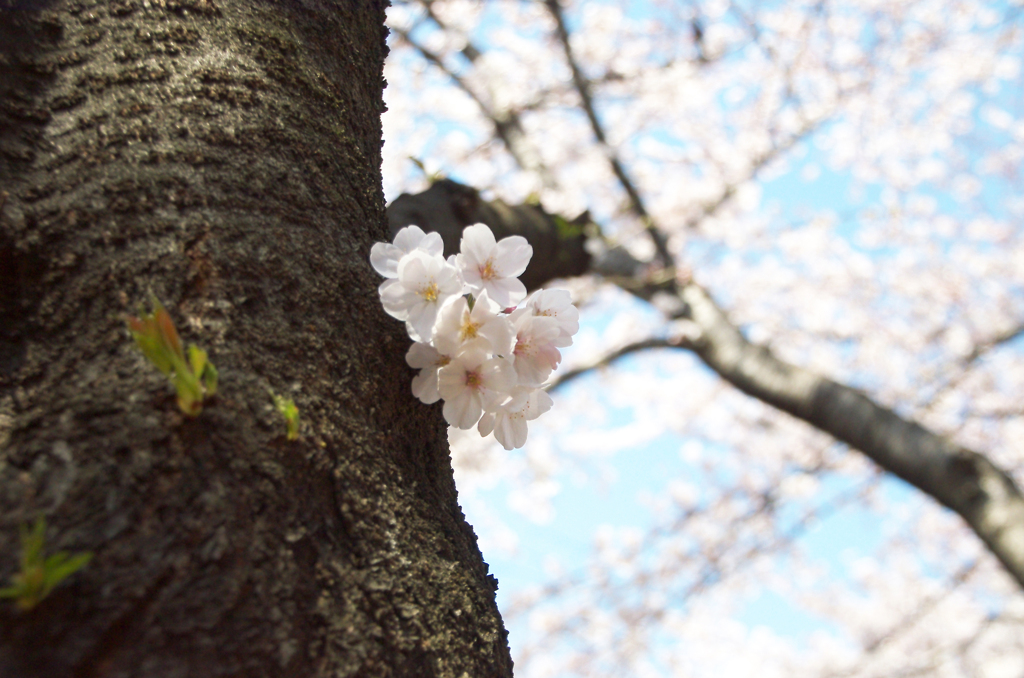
[370,223,579,450]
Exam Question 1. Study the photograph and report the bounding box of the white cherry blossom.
[432,290,516,357]
[509,308,562,386]
[478,386,553,450]
[437,340,517,429]
[379,249,462,342]
[369,223,578,447]
[370,225,444,278]
[456,223,533,308]
[524,288,580,348]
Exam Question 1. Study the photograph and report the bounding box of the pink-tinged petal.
[551,334,575,349]
[483,387,540,449]
[538,343,562,370]
[508,307,529,324]
[459,223,496,265]
[524,315,561,343]
[494,236,532,277]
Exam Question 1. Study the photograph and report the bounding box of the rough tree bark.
[0,2,512,677]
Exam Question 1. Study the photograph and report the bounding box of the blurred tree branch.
[387,177,1024,590]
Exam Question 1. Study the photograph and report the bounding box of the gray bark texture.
[0,2,512,677]
[389,180,1024,591]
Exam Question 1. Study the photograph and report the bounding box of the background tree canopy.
[383,0,1024,675]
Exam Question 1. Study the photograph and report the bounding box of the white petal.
[526,389,553,420]
[477,412,496,437]
[485,277,527,308]
[493,412,527,451]
[370,242,402,278]
[436,363,464,401]
[393,225,428,252]
[419,231,444,257]
[454,339,492,371]
[411,369,441,404]
[397,251,431,287]
[481,358,517,410]
[432,296,469,356]
[529,288,572,312]
[510,416,528,449]
[460,223,496,265]
[494,236,532,277]
[492,415,516,450]
[443,390,482,429]
[406,302,440,342]
[379,281,416,321]
[435,260,464,295]
[479,315,515,357]
[406,341,441,369]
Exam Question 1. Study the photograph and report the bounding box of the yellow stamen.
[460,315,480,341]
[420,281,439,302]
[479,259,497,281]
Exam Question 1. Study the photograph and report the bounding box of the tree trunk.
[0,2,512,676]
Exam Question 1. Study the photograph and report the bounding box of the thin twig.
[921,321,1024,411]
[391,24,547,180]
[548,336,693,391]
[544,0,675,268]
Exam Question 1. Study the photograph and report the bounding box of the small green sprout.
[408,156,445,184]
[0,518,92,611]
[128,296,218,417]
[273,393,300,441]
